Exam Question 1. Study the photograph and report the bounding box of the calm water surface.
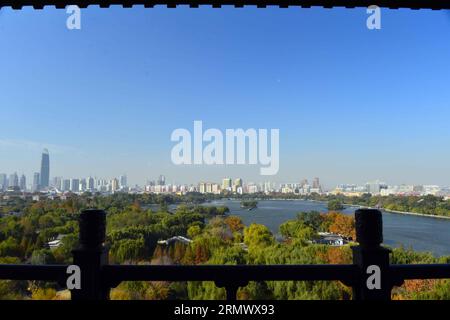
[203,199,450,257]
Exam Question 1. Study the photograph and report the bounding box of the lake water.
[203,199,450,257]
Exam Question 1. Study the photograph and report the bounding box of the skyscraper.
[40,149,50,188]
[70,179,80,192]
[0,174,7,191]
[9,172,19,187]
[87,177,95,191]
[19,174,26,191]
[80,178,87,192]
[62,179,70,192]
[52,177,62,189]
[111,178,119,193]
[300,179,308,187]
[120,175,127,188]
[233,178,243,193]
[157,175,166,186]
[199,182,206,194]
[313,177,320,189]
[33,172,40,192]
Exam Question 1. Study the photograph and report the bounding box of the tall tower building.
[199,182,206,194]
[0,174,7,191]
[313,177,320,189]
[80,178,87,192]
[111,178,119,193]
[233,178,243,193]
[19,174,26,191]
[70,179,80,192]
[157,175,166,186]
[9,172,19,187]
[87,177,95,191]
[33,172,40,192]
[120,175,128,188]
[52,177,62,189]
[62,179,70,192]
[40,149,50,188]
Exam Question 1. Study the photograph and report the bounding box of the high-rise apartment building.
[111,178,119,193]
[0,174,7,191]
[222,178,232,191]
[87,177,95,191]
[19,174,26,191]
[120,175,127,188]
[70,179,80,192]
[247,184,258,194]
[157,175,166,186]
[211,183,221,194]
[199,182,206,194]
[313,177,320,189]
[32,172,40,192]
[62,179,70,192]
[80,179,87,192]
[9,172,19,187]
[52,177,62,189]
[233,178,243,193]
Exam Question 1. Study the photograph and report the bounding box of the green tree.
[31,249,56,265]
[328,200,344,211]
[243,224,274,249]
[187,225,202,238]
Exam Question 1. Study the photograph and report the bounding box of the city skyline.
[1,148,449,195]
[2,148,450,191]
[2,7,450,186]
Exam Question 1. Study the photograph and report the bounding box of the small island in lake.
[240,200,258,211]
[327,199,344,211]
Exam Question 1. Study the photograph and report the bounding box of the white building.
[111,178,119,193]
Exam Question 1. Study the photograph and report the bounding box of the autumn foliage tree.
[224,216,245,233]
[327,212,356,240]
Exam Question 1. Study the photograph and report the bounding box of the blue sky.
[1,6,450,188]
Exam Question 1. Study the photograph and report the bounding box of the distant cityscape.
[1,149,450,200]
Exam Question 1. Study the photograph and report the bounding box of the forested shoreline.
[211,192,450,218]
